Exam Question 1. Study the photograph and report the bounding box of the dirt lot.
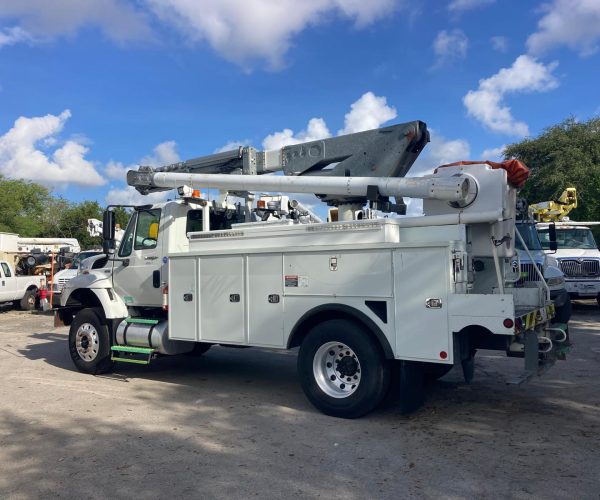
[0,304,599,499]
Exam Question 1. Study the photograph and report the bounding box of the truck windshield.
[71,251,101,269]
[515,223,542,251]
[538,227,598,250]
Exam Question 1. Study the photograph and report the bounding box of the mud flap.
[399,361,425,414]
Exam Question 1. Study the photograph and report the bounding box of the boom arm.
[128,121,429,203]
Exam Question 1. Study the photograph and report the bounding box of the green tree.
[0,175,52,236]
[504,116,600,223]
[39,200,104,250]
[112,206,132,231]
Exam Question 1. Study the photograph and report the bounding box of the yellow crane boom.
[529,187,577,222]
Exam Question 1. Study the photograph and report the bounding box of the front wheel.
[298,319,390,418]
[19,288,37,311]
[68,308,113,374]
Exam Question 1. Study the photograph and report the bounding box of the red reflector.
[503,318,514,328]
[440,351,448,360]
[162,285,169,311]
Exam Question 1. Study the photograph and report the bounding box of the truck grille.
[559,259,600,278]
[518,263,543,285]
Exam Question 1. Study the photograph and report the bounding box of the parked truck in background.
[530,188,600,307]
[538,222,600,306]
[50,251,103,307]
[0,260,45,310]
[57,122,566,418]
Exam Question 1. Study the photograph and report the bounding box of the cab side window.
[134,209,161,250]
[1,262,11,277]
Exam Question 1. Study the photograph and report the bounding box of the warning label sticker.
[285,275,298,287]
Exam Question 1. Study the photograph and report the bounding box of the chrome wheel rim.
[75,323,99,362]
[313,341,361,398]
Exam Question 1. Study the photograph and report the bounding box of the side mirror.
[548,223,558,252]
[102,210,116,254]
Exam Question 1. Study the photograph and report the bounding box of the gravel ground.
[0,303,599,499]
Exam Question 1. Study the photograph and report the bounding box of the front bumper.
[565,280,600,297]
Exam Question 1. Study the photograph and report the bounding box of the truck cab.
[538,223,600,305]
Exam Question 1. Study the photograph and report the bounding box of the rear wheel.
[68,308,113,374]
[19,288,37,311]
[298,319,390,418]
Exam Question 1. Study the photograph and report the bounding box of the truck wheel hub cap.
[313,342,361,398]
[75,323,99,362]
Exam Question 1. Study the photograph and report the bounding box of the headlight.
[546,276,565,286]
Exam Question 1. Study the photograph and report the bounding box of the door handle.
[122,259,130,267]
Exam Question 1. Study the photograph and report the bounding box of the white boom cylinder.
[140,172,471,202]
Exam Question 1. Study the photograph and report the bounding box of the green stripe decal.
[125,318,159,325]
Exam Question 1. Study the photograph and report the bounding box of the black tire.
[19,288,37,311]
[423,362,453,382]
[554,298,572,324]
[68,308,113,374]
[298,319,390,419]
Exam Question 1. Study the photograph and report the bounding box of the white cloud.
[481,145,506,160]
[214,140,252,154]
[0,0,151,45]
[140,140,180,166]
[463,55,559,136]
[432,29,468,68]
[105,161,129,180]
[448,0,495,12]
[0,26,35,48]
[527,0,600,56]
[104,140,180,183]
[263,118,331,150]
[490,35,508,52]
[144,0,399,69]
[261,92,396,150]
[0,110,105,187]
[410,130,470,177]
[338,92,396,135]
[105,186,169,206]
[0,0,400,68]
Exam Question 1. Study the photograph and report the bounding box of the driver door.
[113,208,164,307]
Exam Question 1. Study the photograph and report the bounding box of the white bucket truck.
[538,222,600,305]
[530,188,600,306]
[57,123,565,418]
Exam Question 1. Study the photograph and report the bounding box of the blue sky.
[0,0,599,210]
